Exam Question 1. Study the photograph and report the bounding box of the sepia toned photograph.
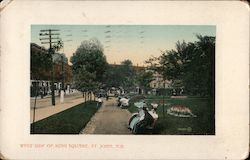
[30,25,215,135]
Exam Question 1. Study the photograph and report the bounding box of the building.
[149,72,171,89]
[30,80,73,97]
[30,43,73,97]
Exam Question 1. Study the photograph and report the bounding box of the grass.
[31,101,99,134]
[128,95,215,135]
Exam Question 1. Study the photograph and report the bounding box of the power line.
[39,29,61,106]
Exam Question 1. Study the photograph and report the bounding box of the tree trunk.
[84,92,87,102]
[82,92,84,102]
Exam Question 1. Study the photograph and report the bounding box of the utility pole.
[39,29,60,106]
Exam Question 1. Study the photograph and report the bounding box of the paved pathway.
[80,97,131,134]
[30,92,87,123]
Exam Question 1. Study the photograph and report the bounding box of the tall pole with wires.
[39,29,60,106]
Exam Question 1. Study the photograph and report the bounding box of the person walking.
[106,92,109,101]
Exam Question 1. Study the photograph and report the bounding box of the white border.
[0,1,249,159]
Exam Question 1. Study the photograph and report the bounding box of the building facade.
[149,72,171,89]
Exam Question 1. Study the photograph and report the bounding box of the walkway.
[30,92,86,123]
[80,97,131,134]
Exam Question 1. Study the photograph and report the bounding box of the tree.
[136,70,154,93]
[53,53,68,64]
[120,59,136,90]
[70,38,108,81]
[70,38,108,97]
[145,55,160,72]
[102,65,122,88]
[102,59,136,91]
[157,35,215,97]
[73,67,99,91]
[121,59,133,66]
[52,39,63,53]
[72,66,100,101]
[187,35,215,97]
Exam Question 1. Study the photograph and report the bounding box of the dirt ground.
[80,97,132,134]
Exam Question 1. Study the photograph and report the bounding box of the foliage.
[31,101,99,134]
[52,39,63,53]
[119,59,136,89]
[121,59,133,66]
[157,35,215,97]
[72,67,99,92]
[102,65,122,88]
[70,38,108,81]
[53,53,68,64]
[70,38,108,93]
[136,70,154,90]
[102,59,136,90]
[145,55,160,72]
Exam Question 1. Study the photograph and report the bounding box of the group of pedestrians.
[95,92,109,107]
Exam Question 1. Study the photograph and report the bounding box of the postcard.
[0,0,249,159]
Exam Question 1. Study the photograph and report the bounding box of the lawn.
[31,101,99,134]
[128,95,215,135]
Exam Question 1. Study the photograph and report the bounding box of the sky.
[31,25,215,66]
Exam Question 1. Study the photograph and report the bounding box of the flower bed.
[167,105,197,117]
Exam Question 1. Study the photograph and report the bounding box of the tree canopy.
[102,59,136,90]
[70,38,108,92]
[70,38,107,80]
[146,35,215,97]
[136,70,154,90]
[72,66,99,92]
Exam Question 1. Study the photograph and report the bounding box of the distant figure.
[96,97,103,107]
[40,88,44,98]
[180,88,184,95]
[106,93,109,101]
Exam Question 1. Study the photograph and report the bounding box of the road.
[80,97,131,134]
